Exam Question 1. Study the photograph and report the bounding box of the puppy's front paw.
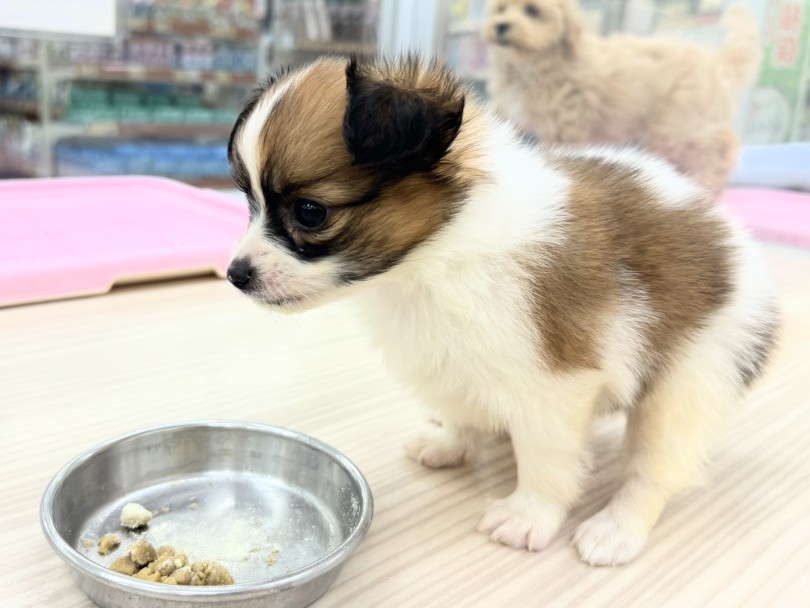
[574,508,647,566]
[404,431,467,468]
[477,494,564,551]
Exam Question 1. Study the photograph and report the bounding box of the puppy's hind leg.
[574,335,744,566]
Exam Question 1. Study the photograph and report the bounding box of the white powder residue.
[146,508,272,563]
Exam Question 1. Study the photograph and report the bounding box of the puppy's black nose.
[227,258,254,291]
[496,23,510,36]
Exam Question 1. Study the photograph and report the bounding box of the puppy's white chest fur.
[359,262,538,431]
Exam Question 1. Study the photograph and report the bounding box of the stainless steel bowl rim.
[40,419,374,601]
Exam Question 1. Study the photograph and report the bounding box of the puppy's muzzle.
[495,22,512,45]
[227,257,254,291]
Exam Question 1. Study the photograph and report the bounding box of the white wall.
[378,0,446,57]
[0,0,117,37]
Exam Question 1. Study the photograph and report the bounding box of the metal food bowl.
[41,421,373,608]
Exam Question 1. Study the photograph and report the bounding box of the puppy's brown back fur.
[523,154,732,385]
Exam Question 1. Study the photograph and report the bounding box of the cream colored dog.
[485,0,761,194]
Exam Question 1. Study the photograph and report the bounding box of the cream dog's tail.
[718,3,762,92]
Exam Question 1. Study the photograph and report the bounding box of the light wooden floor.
[2,243,809,608]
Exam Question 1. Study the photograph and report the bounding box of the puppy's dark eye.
[292,198,328,230]
[525,3,541,17]
[498,4,506,12]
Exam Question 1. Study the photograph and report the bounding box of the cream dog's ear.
[559,0,583,58]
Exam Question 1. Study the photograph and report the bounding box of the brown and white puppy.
[485,0,761,194]
[226,56,778,566]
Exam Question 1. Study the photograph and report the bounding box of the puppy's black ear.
[343,57,465,171]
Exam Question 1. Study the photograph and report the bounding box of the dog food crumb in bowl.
[129,540,157,566]
[120,502,152,529]
[97,533,120,555]
[170,565,193,584]
[153,545,188,575]
[106,540,234,586]
[133,566,163,582]
[188,561,234,586]
[110,555,139,576]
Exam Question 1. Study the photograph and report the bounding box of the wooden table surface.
[2,243,809,608]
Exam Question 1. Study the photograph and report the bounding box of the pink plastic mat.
[720,187,810,249]
[1,179,807,308]
[0,176,248,307]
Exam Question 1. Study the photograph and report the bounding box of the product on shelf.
[275,0,378,50]
[64,83,237,126]
[0,36,41,66]
[55,136,230,181]
[744,0,810,144]
[127,0,259,39]
[0,117,41,177]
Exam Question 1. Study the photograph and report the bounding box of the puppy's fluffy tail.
[718,4,762,92]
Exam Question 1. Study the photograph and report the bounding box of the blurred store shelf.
[289,40,377,54]
[447,20,481,36]
[0,98,39,120]
[0,160,41,179]
[0,59,39,72]
[0,0,262,183]
[130,24,259,41]
[91,123,234,137]
[53,66,256,86]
